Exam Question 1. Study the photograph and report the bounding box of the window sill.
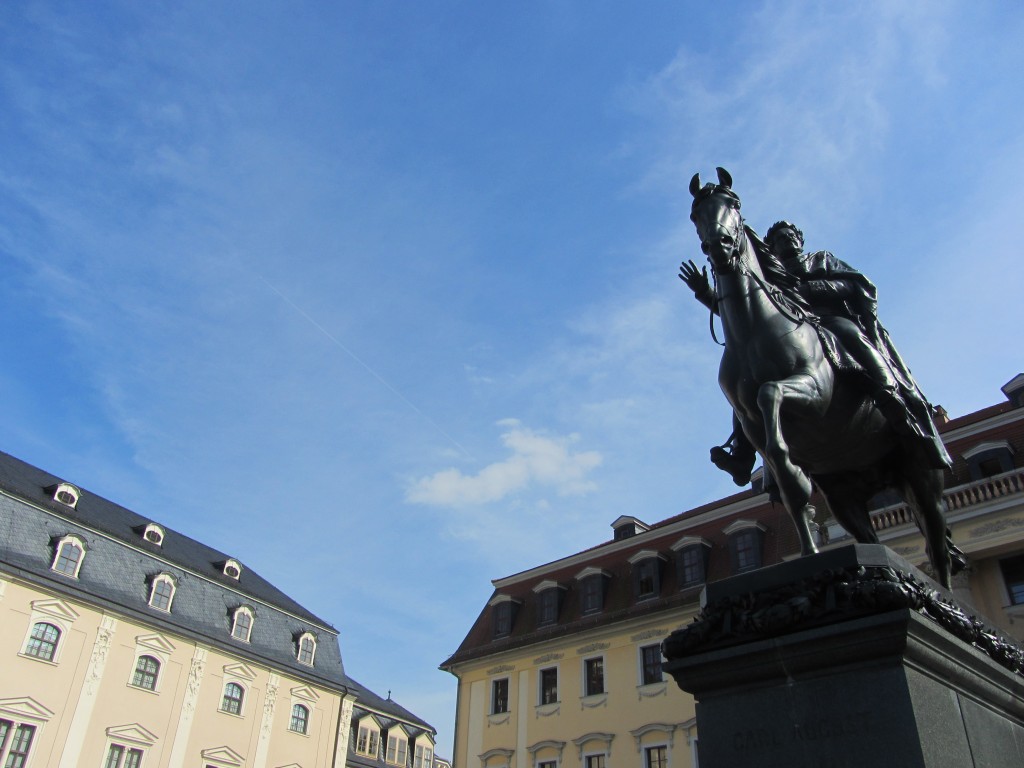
[488,712,511,726]
[580,693,607,709]
[218,708,245,719]
[18,652,58,666]
[535,702,560,717]
[288,727,310,738]
[127,683,160,696]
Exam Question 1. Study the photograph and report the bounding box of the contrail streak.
[257,274,474,461]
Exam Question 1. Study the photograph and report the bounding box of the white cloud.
[405,421,602,507]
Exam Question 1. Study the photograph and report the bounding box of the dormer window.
[724,520,767,573]
[231,607,254,642]
[223,559,243,580]
[148,574,177,612]
[143,524,165,546]
[628,550,666,601]
[489,594,521,639]
[963,440,1015,481]
[671,536,712,588]
[532,580,565,627]
[52,482,80,508]
[612,515,649,541]
[297,632,317,666]
[51,535,86,578]
[574,567,610,615]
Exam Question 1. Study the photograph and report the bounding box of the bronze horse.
[687,168,959,588]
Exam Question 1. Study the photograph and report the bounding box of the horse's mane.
[745,226,812,314]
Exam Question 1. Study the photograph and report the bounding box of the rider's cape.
[758,242,951,469]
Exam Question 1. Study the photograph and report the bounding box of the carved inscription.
[732,711,871,756]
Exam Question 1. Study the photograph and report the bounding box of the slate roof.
[0,449,348,691]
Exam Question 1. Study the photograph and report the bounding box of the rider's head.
[765,221,804,257]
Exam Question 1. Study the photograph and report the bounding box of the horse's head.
[689,167,745,274]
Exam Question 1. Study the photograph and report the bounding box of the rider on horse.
[680,220,951,485]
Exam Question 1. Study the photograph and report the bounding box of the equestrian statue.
[679,168,964,588]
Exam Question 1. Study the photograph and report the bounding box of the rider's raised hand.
[679,260,710,295]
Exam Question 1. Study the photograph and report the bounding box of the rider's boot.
[710,439,757,486]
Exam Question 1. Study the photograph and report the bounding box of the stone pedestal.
[662,544,1024,768]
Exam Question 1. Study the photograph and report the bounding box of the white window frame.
[19,599,78,665]
[102,724,157,768]
[538,665,559,707]
[386,731,409,766]
[414,742,434,768]
[142,523,165,546]
[127,634,174,695]
[219,681,246,717]
[52,482,80,508]
[582,656,605,698]
[129,655,161,693]
[638,644,665,687]
[297,632,317,665]
[0,718,38,767]
[51,534,86,578]
[147,574,176,612]
[356,723,381,757]
[490,676,510,715]
[222,559,243,580]
[231,606,254,643]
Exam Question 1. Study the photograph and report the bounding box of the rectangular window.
[493,602,513,638]
[357,727,379,757]
[641,644,663,685]
[679,546,705,586]
[415,745,432,768]
[585,755,605,768]
[584,657,604,696]
[539,667,558,705]
[1,722,35,768]
[538,589,559,626]
[645,746,667,768]
[387,735,408,766]
[1001,554,1024,605]
[731,530,762,572]
[491,678,509,714]
[581,575,603,614]
[637,561,655,596]
[538,762,557,768]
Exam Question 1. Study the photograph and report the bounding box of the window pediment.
[135,633,176,655]
[105,723,159,747]
[30,598,79,622]
[201,746,246,766]
[223,662,258,681]
[290,685,320,703]
[0,696,55,724]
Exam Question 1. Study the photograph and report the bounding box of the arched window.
[52,536,85,578]
[131,655,160,690]
[289,704,309,734]
[25,622,61,661]
[297,633,317,665]
[221,682,245,715]
[148,574,176,612]
[231,607,254,642]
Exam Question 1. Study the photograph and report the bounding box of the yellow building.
[0,450,437,768]
[441,375,1024,768]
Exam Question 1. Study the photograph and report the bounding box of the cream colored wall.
[450,611,699,768]
[0,569,345,768]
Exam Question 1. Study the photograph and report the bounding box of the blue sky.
[2,1,1022,756]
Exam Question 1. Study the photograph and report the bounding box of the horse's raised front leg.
[757,374,828,556]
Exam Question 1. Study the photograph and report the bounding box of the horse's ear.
[689,173,701,198]
[716,167,732,188]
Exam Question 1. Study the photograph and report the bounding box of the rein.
[707,251,811,346]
